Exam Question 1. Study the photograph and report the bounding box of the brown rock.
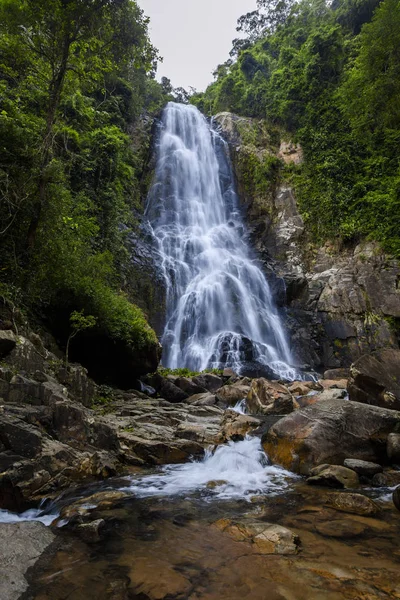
[216,383,251,407]
[127,557,192,600]
[247,378,294,415]
[262,398,400,475]
[325,492,380,516]
[76,519,105,543]
[214,519,299,555]
[315,519,367,539]
[218,412,261,442]
[307,465,359,489]
[320,379,348,390]
[287,381,317,396]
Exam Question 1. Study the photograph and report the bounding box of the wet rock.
[60,491,129,521]
[206,480,228,489]
[246,378,294,415]
[393,486,400,511]
[263,397,400,475]
[325,492,381,516]
[315,519,367,539]
[0,330,17,358]
[387,433,400,463]
[307,465,359,489]
[214,519,299,555]
[216,382,251,407]
[0,522,55,600]
[76,518,105,543]
[343,459,383,477]
[127,557,192,599]
[348,349,400,410]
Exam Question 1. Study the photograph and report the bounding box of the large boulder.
[263,397,400,475]
[215,381,251,407]
[0,522,55,600]
[246,378,294,415]
[348,349,400,410]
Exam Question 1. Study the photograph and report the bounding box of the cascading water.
[125,437,297,500]
[146,103,297,380]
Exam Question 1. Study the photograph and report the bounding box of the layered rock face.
[214,112,400,372]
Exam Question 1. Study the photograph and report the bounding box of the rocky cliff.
[214,112,400,372]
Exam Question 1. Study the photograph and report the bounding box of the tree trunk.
[26,34,72,251]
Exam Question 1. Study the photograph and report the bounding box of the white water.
[146,102,297,380]
[126,437,297,500]
[231,399,248,414]
[0,508,58,526]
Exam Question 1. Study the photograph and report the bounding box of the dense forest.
[0,0,177,357]
[1,0,399,361]
[192,0,400,257]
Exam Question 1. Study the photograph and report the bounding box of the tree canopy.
[192,0,400,256]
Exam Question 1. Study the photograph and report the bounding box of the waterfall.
[146,102,296,380]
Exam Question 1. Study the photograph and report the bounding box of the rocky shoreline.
[1,322,400,599]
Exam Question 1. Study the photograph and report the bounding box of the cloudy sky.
[138,0,257,92]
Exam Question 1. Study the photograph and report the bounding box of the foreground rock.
[214,519,299,555]
[0,390,225,509]
[0,522,55,600]
[325,492,381,516]
[307,465,359,489]
[348,349,400,410]
[263,398,400,474]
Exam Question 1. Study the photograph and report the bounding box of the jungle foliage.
[0,0,172,351]
[193,0,400,256]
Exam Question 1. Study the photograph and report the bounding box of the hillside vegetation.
[192,0,400,256]
[0,0,172,358]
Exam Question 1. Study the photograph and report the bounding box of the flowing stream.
[146,102,297,379]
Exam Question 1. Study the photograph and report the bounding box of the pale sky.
[139,0,257,92]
